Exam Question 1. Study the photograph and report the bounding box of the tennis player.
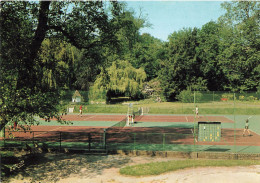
[79,105,83,117]
[195,105,200,118]
[243,119,251,136]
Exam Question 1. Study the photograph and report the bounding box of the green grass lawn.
[120,159,260,176]
[68,100,260,115]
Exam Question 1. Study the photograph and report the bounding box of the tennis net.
[105,116,127,132]
[133,107,143,120]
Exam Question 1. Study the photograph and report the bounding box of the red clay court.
[3,114,260,148]
[58,114,234,123]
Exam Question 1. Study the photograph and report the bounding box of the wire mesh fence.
[1,91,260,154]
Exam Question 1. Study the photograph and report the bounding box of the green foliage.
[217,1,260,92]
[177,90,202,103]
[92,60,146,100]
[131,33,165,80]
[0,1,123,131]
[222,93,235,100]
[158,1,259,100]
[1,0,259,129]
[177,90,194,103]
[88,87,107,102]
[39,39,79,89]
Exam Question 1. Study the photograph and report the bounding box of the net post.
[126,114,129,126]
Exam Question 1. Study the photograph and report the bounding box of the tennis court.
[2,113,260,153]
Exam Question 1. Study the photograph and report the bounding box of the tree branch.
[47,25,101,50]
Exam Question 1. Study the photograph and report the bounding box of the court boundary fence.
[2,129,260,154]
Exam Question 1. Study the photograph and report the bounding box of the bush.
[177,90,193,103]
[239,95,245,101]
[177,90,202,103]
[222,93,235,100]
[248,96,257,101]
[88,87,107,102]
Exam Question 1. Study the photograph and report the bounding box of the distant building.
[72,90,83,102]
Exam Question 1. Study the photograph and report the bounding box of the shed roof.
[72,90,82,98]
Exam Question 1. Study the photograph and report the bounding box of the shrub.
[248,96,257,101]
[177,90,202,103]
[222,93,235,100]
[177,90,193,103]
[239,95,245,101]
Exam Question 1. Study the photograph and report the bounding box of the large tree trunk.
[17,1,51,90]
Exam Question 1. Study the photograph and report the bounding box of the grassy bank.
[67,100,260,115]
[120,159,260,176]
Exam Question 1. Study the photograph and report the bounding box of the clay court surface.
[58,114,234,123]
[4,114,260,147]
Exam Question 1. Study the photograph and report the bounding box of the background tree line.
[0,1,259,130]
[37,1,259,101]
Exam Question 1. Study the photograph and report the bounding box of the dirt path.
[7,154,260,183]
[70,165,260,183]
[58,158,260,183]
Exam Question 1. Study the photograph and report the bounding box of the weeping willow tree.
[39,39,79,89]
[92,60,146,101]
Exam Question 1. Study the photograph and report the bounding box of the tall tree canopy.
[158,1,259,100]
[217,1,260,91]
[0,1,122,131]
[92,60,146,100]
[0,0,259,128]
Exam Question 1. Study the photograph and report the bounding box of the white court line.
[34,126,62,137]
[83,115,97,120]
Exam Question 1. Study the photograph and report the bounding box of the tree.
[218,1,260,91]
[131,33,165,81]
[160,28,206,100]
[92,60,146,101]
[72,4,151,90]
[196,21,226,91]
[38,39,80,89]
[0,1,122,133]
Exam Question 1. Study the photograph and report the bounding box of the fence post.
[4,127,6,147]
[103,129,106,150]
[193,91,196,152]
[88,133,91,151]
[33,131,34,145]
[134,133,136,151]
[233,93,236,153]
[59,132,62,152]
[163,133,165,150]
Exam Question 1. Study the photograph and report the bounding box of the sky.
[124,1,226,41]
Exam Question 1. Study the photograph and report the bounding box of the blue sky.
[124,1,226,41]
